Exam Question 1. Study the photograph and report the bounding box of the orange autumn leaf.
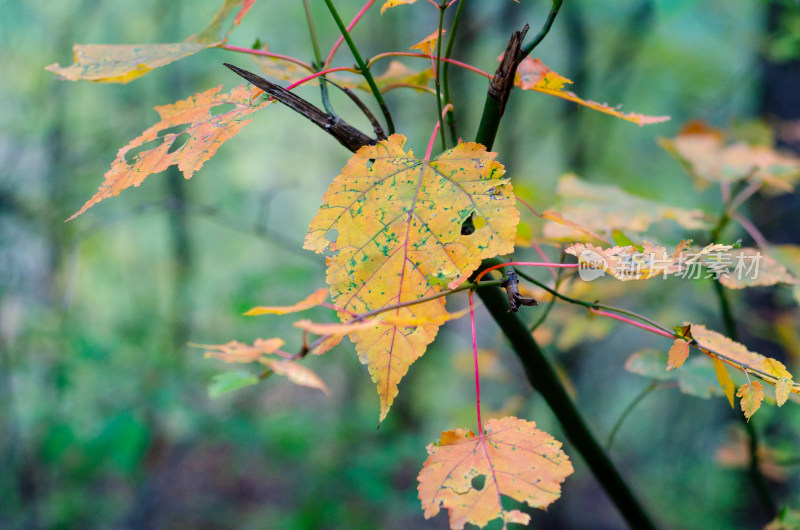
[68,84,270,220]
[244,288,328,315]
[418,417,573,530]
[304,134,518,421]
[261,359,330,396]
[715,248,798,290]
[46,0,256,83]
[667,339,690,371]
[195,337,285,363]
[516,57,670,126]
[410,29,445,56]
[737,381,764,421]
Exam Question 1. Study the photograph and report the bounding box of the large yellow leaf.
[417,417,573,530]
[46,0,256,83]
[68,84,270,220]
[516,57,670,126]
[304,135,518,420]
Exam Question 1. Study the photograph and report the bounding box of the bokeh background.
[2,0,800,528]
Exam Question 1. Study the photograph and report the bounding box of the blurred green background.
[2,0,800,528]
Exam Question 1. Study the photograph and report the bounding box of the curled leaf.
[245,289,328,315]
[262,359,330,396]
[667,339,690,371]
[195,338,285,363]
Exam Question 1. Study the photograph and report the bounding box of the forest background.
[2,0,800,528]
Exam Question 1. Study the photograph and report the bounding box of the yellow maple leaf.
[67,84,270,220]
[737,381,764,421]
[417,417,573,530]
[515,57,670,126]
[304,134,518,421]
[245,289,328,315]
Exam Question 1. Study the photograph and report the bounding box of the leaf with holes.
[516,57,670,126]
[417,417,573,530]
[565,241,733,281]
[46,0,257,83]
[68,84,270,220]
[304,134,518,421]
[543,174,709,242]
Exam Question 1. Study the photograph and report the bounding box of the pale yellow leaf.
[713,357,736,408]
[245,288,328,315]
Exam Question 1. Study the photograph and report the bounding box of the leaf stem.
[221,44,314,70]
[367,52,491,79]
[303,0,335,114]
[469,289,483,433]
[285,66,359,91]
[442,0,465,143]
[605,380,660,451]
[324,0,377,68]
[520,0,564,59]
[434,1,447,150]
[323,0,395,134]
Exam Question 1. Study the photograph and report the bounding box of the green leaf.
[208,370,259,398]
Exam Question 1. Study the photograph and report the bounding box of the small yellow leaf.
[776,377,792,407]
[262,359,330,396]
[245,288,328,315]
[294,318,378,336]
[410,29,445,56]
[737,381,764,421]
[713,357,735,408]
[381,0,419,14]
[667,339,690,371]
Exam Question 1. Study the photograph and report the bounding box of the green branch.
[303,0,334,114]
[521,0,564,59]
[323,0,396,135]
